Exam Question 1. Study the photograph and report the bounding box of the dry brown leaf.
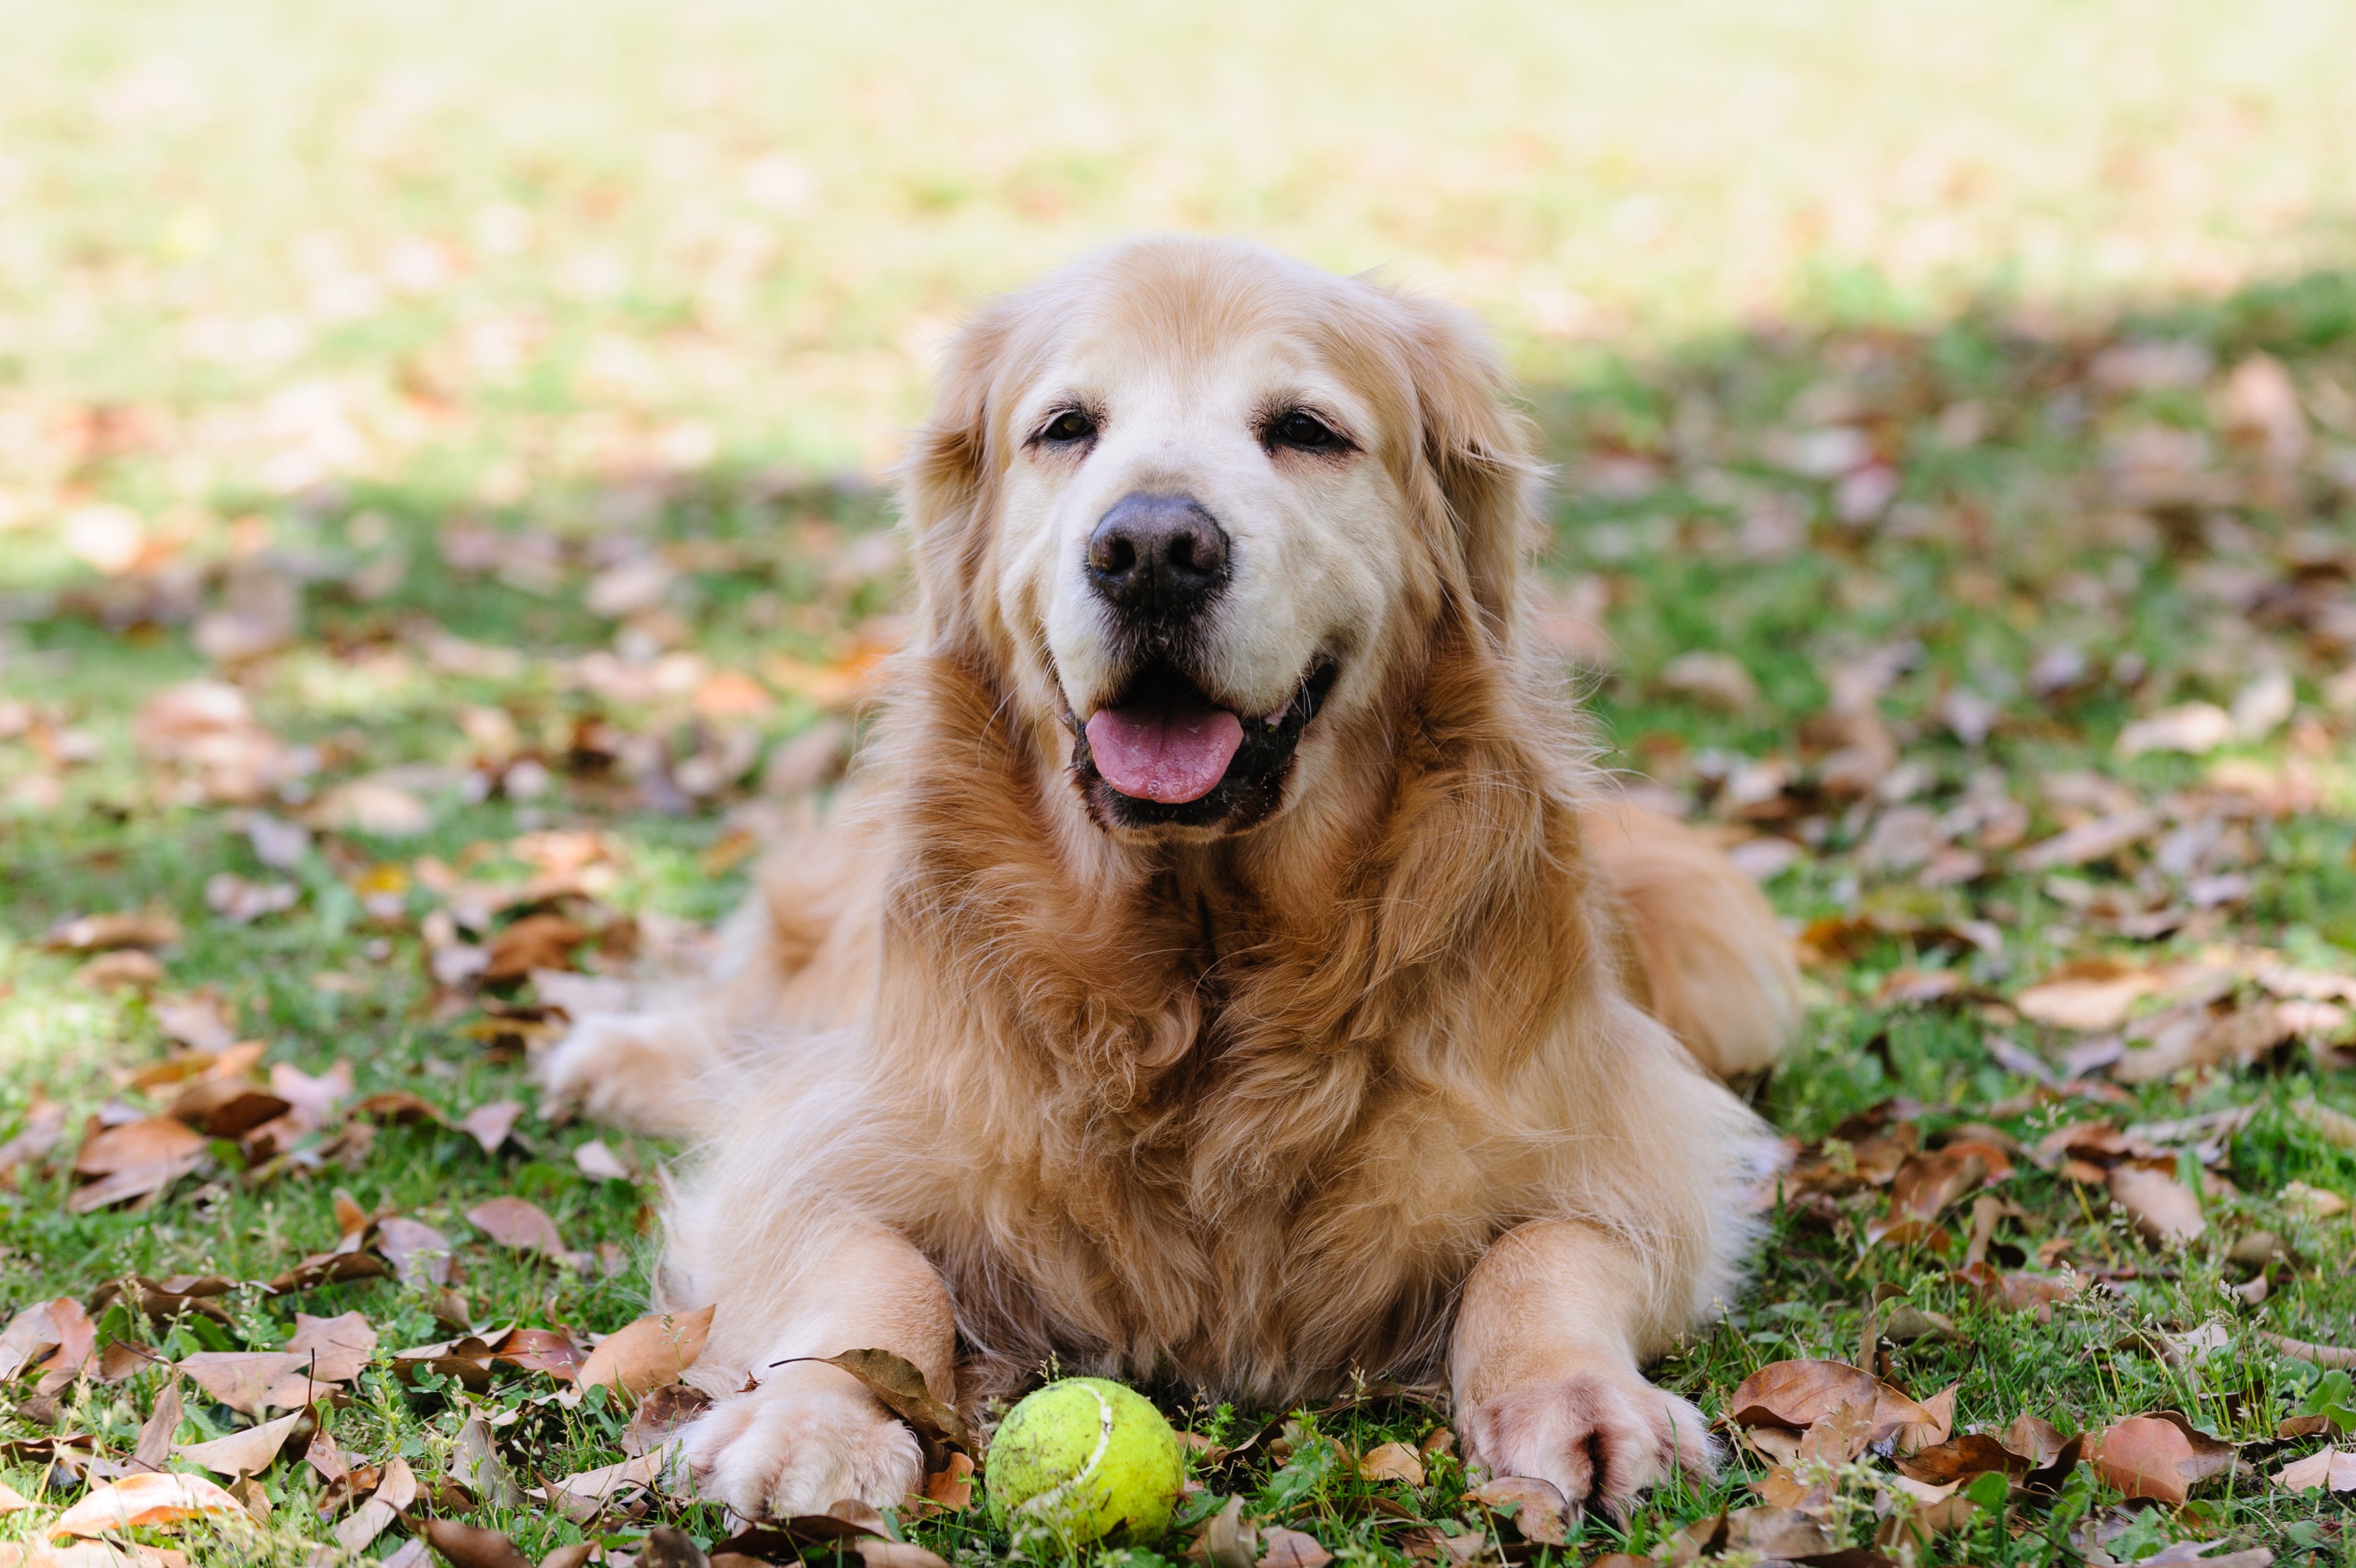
[2276,1445,2356,1491]
[153,992,237,1052]
[268,1060,352,1123]
[332,1455,415,1555]
[77,950,167,991]
[467,1196,565,1256]
[1869,1148,1991,1244]
[2089,1414,2236,1504]
[920,1451,975,1511]
[1358,1440,1426,1486]
[0,1098,68,1175]
[1894,1433,2031,1484]
[286,1311,377,1383]
[819,1347,973,1461]
[1469,1476,1567,1542]
[1726,1359,1935,1445]
[2262,1333,2356,1370]
[177,1352,312,1419]
[1258,1527,1335,1568]
[422,1518,533,1568]
[456,1099,525,1156]
[573,1139,632,1181]
[376,1216,457,1288]
[174,1408,306,1477]
[74,1116,205,1177]
[495,1327,587,1382]
[2109,1165,2206,1246]
[167,1077,290,1139]
[2016,958,2170,1031]
[484,915,591,982]
[42,911,183,952]
[50,1471,244,1537]
[578,1305,715,1400]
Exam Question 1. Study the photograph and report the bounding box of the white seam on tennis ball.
[1016,1383,1116,1520]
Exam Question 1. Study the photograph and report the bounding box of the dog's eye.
[1039,408,1098,445]
[1269,409,1341,451]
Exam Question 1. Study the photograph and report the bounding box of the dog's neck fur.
[872,604,1606,1189]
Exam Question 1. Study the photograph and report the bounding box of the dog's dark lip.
[1064,657,1338,832]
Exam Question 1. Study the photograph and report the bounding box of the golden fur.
[542,237,1799,1520]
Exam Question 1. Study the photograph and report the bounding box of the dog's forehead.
[1018,310,1371,427]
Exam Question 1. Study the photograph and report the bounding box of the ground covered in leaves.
[9,6,2356,1567]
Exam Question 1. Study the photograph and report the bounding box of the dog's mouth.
[1068,658,1338,831]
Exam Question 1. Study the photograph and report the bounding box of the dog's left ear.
[898,304,1021,661]
[1389,294,1547,645]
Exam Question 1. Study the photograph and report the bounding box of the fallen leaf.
[1895,1434,2032,1484]
[0,1097,68,1176]
[467,1196,565,1256]
[1469,1476,1567,1542]
[1359,1440,1426,1487]
[422,1518,533,1568]
[349,1089,448,1125]
[167,1077,290,1139]
[484,915,590,982]
[2117,703,2234,759]
[76,950,167,990]
[1259,1528,1334,1568]
[817,1347,972,1463]
[573,1139,632,1181]
[1869,1148,1991,1244]
[74,1116,205,1177]
[578,1305,715,1400]
[153,992,237,1052]
[2109,1165,2206,1246]
[2089,1414,2236,1504]
[2262,1333,2356,1370]
[542,1440,680,1514]
[495,1327,586,1382]
[2015,959,2171,1031]
[2276,1445,2356,1491]
[377,1216,457,1288]
[0,1478,28,1512]
[1727,1359,1935,1445]
[451,1410,523,1508]
[456,1099,525,1156]
[42,911,183,952]
[175,1408,306,1477]
[333,1455,415,1554]
[265,1249,392,1295]
[50,1471,244,1537]
[133,1376,182,1471]
[177,1352,312,1419]
[269,1059,353,1122]
[920,1451,976,1512]
[286,1311,377,1383]
[313,776,433,836]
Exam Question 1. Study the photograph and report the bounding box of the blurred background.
[4,5,2356,1558]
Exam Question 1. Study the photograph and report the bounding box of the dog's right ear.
[899,307,1018,659]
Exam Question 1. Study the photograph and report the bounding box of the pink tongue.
[1085,703,1245,804]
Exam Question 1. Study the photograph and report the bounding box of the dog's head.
[902,237,1541,841]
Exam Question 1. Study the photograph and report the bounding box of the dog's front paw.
[1459,1366,1715,1517]
[536,1010,702,1134]
[681,1360,924,1519]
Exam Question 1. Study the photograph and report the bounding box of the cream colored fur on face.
[539,236,1801,1524]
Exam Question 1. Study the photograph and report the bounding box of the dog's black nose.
[1086,493,1230,616]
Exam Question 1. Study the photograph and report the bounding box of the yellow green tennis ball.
[986,1377,1186,1544]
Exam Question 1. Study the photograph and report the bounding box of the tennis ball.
[986,1377,1187,1544]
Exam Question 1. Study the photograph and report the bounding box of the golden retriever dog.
[541,235,1800,1523]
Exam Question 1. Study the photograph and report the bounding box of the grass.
[4,1,2356,1563]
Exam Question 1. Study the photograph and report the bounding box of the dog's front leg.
[676,1223,957,1519]
[1450,1220,1715,1516]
